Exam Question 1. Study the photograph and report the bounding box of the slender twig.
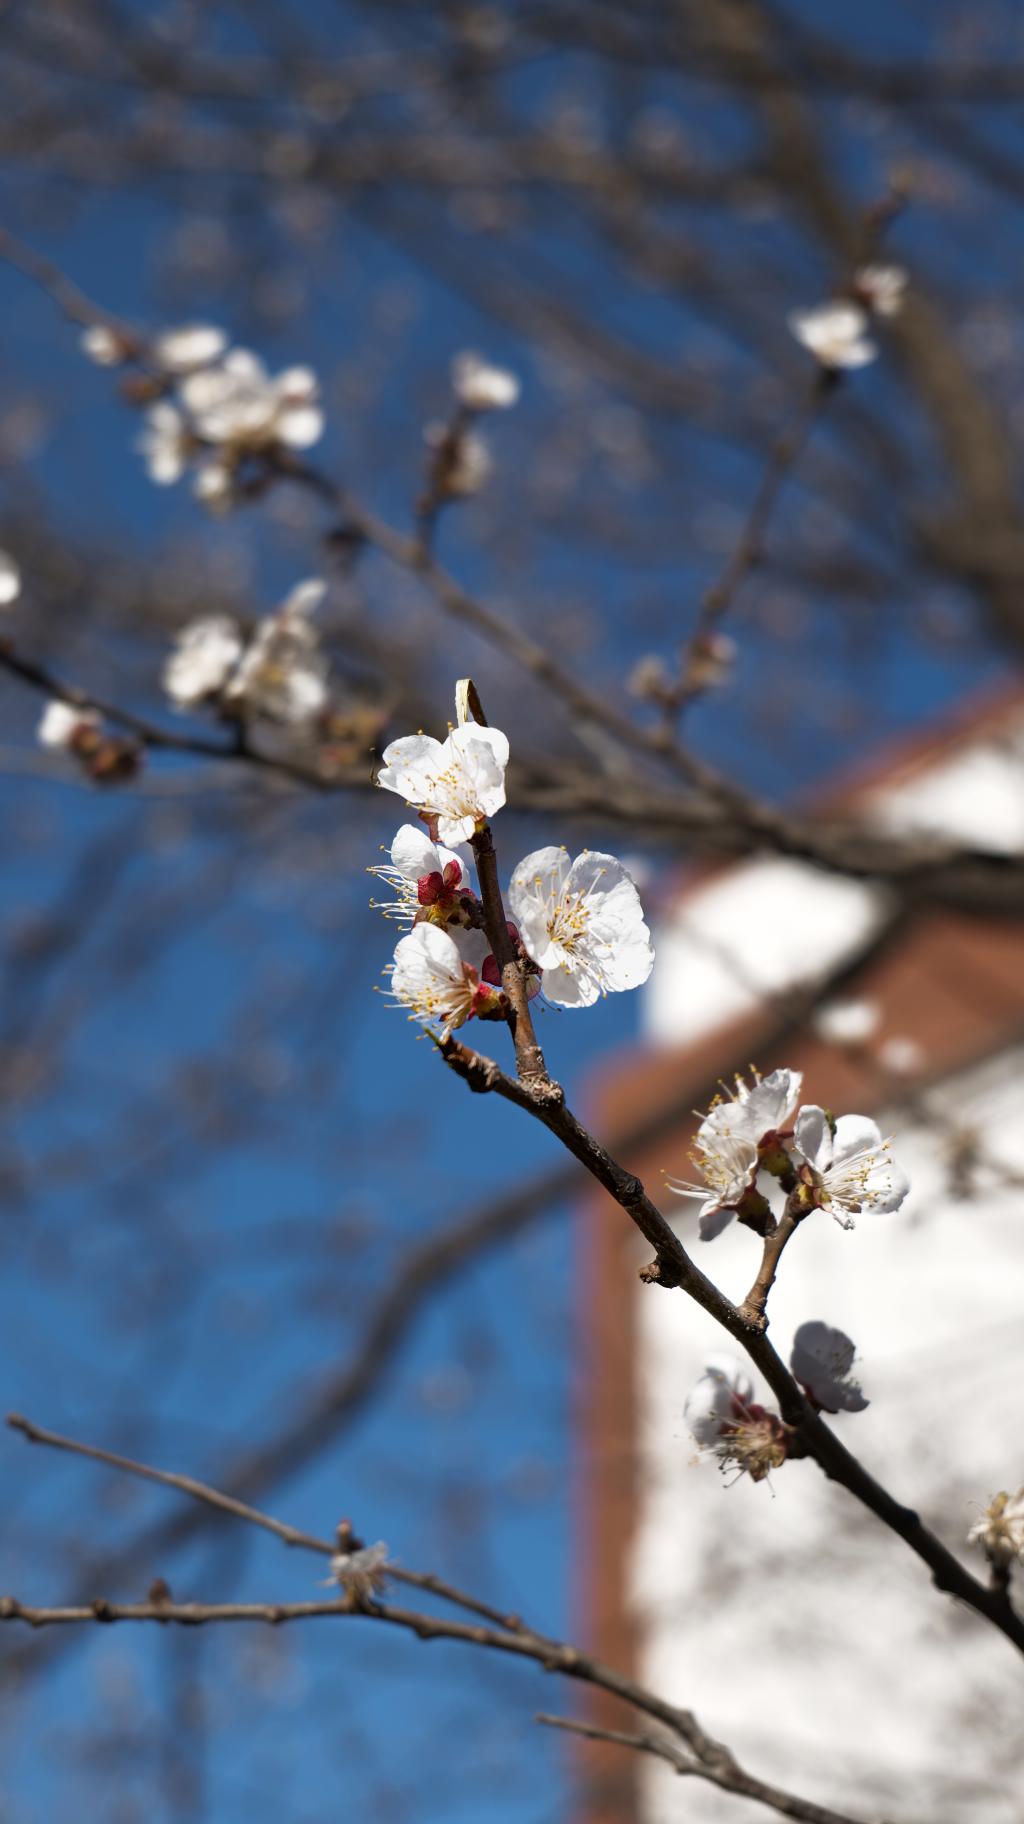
[737,1205,807,1326]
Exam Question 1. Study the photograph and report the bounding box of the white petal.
[153,323,228,373]
[0,550,21,605]
[794,1104,831,1172]
[276,404,324,448]
[280,577,326,619]
[390,824,441,881]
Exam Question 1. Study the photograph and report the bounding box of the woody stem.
[471,824,548,1083]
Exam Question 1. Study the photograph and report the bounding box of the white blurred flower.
[139,400,192,485]
[378,722,509,846]
[225,579,328,725]
[452,351,520,411]
[329,1540,390,1599]
[152,323,228,374]
[855,264,908,319]
[685,1355,788,1483]
[668,1068,802,1241]
[879,1036,923,1077]
[193,460,234,510]
[37,698,100,751]
[507,846,653,1008]
[813,998,880,1047]
[80,323,125,367]
[388,922,497,1034]
[369,823,474,923]
[790,1320,868,1414]
[967,1490,1024,1569]
[0,549,21,606]
[180,350,323,452]
[163,615,245,709]
[789,302,877,369]
[794,1106,909,1227]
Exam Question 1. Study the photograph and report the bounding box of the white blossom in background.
[967,1490,1024,1568]
[855,264,908,319]
[507,847,654,1008]
[790,1320,868,1414]
[328,1540,390,1599]
[80,323,125,367]
[388,922,497,1034]
[378,721,509,846]
[794,1105,910,1227]
[193,460,234,510]
[452,351,520,412]
[789,301,877,369]
[0,549,21,606]
[139,400,192,485]
[879,1035,924,1076]
[151,323,228,375]
[812,998,880,1047]
[685,1355,788,1483]
[668,1067,802,1240]
[163,615,245,710]
[369,824,474,924]
[37,698,100,751]
[180,349,323,452]
[224,580,328,725]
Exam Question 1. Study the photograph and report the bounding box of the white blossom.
[369,823,474,923]
[794,1105,909,1227]
[387,922,495,1034]
[152,323,228,374]
[790,1320,868,1413]
[193,460,234,510]
[452,351,520,411]
[0,549,21,606]
[879,1036,923,1077]
[855,264,908,319]
[224,579,329,725]
[685,1354,755,1449]
[329,1540,390,1598]
[180,349,323,451]
[163,615,245,709]
[812,998,880,1047]
[377,722,509,846]
[80,323,125,367]
[668,1068,802,1241]
[789,301,877,370]
[37,698,100,751]
[507,847,653,1008]
[685,1355,788,1482]
[967,1491,1024,1568]
[139,400,191,485]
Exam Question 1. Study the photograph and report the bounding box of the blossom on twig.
[668,1068,802,1241]
[967,1491,1024,1570]
[507,846,653,1008]
[328,1539,391,1601]
[163,615,245,710]
[377,722,509,846]
[451,351,520,412]
[139,401,192,486]
[369,824,475,925]
[180,349,323,453]
[793,1106,910,1227]
[37,699,101,752]
[388,922,503,1035]
[789,301,877,370]
[790,1321,868,1414]
[424,421,493,498]
[853,264,908,319]
[685,1355,789,1483]
[151,323,228,374]
[223,579,328,726]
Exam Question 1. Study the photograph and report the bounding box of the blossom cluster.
[162,579,330,728]
[686,1320,867,1482]
[82,318,322,510]
[372,697,654,1034]
[669,1067,909,1240]
[790,263,907,370]
[422,352,520,501]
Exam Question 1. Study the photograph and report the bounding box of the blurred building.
[579,688,1024,1824]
